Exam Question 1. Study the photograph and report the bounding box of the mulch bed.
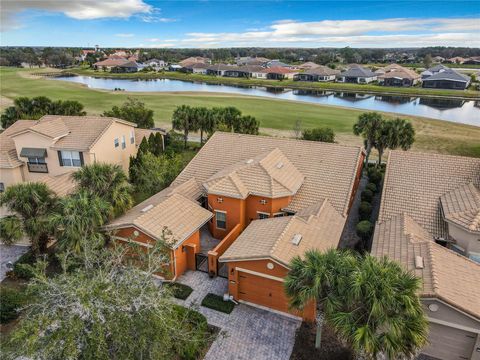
[290,322,354,360]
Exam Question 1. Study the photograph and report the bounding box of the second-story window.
[215,211,227,230]
[130,130,135,144]
[28,156,46,164]
[122,135,126,149]
[60,151,82,167]
[114,138,119,148]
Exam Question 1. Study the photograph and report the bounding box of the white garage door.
[422,322,476,360]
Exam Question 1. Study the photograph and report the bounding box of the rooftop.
[338,66,377,78]
[440,183,480,233]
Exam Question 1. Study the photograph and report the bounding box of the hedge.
[356,220,373,240]
[358,201,372,221]
[201,293,235,314]
[0,286,26,324]
[366,182,377,193]
[13,252,36,280]
[172,305,209,360]
[368,170,383,186]
[167,283,193,300]
[361,189,374,203]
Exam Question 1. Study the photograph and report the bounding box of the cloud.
[116,33,135,37]
[1,0,153,31]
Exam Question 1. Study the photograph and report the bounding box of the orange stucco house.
[106,132,365,320]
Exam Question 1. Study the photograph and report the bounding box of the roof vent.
[141,204,154,213]
[415,256,424,269]
[291,234,302,246]
[276,162,284,169]
[246,159,254,164]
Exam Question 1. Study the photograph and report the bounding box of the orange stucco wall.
[113,227,200,280]
[348,152,365,213]
[225,259,316,321]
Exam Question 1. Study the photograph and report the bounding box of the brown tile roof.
[376,64,420,80]
[105,179,211,247]
[0,120,36,168]
[440,183,480,233]
[39,171,77,197]
[372,213,480,319]
[203,148,304,199]
[297,62,321,70]
[173,132,363,216]
[219,198,344,267]
[303,65,340,76]
[378,151,480,238]
[94,58,129,67]
[9,116,137,151]
[134,128,165,146]
[263,66,298,74]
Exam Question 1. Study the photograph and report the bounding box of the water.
[53,76,480,126]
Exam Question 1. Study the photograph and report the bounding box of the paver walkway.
[0,244,29,281]
[175,271,301,360]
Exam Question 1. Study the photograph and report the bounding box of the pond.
[53,76,480,126]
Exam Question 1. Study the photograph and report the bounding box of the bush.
[0,286,25,324]
[366,182,377,193]
[356,220,373,240]
[358,201,372,221]
[173,305,209,360]
[301,127,335,143]
[368,170,383,186]
[201,293,235,314]
[167,283,193,300]
[361,189,374,203]
[13,251,35,280]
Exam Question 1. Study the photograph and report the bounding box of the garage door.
[422,322,476,360]
[237,271,290,314]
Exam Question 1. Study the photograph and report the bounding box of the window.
[121,135,126,149]
[114,138,119,148]
[130,130,135,144]
[27,156,45,164]
[273,212,285,218]
[450,244,465,255]
[469,252,480,264]
[60,151,82,167]
[257,212,270,220]
[0,183,4,193]
[215,211,226,230]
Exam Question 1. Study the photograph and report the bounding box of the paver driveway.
[175,271,301,360]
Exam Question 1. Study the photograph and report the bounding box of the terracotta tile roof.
[262,66,298,74]
[376,64,420,80]
[219,199,344,267]
[372,213,480,319]
[0,120,37,168]
[94,58,129,67]
[378,150,480,238]
[297,62,321,70]
[303,65,340,76]
[440,183,480,233]
[173,132,363,216]
[39,171,77,197]
[203,148,305,199]
[134,128,165,145]
[105,179,211,247]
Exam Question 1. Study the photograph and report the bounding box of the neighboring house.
[0,115,158,193]
[264,60,292,68]
[422,68,471,90]
[111,61,140,73]
[446,57,466,64]
[236,56,270,66]
[106,132,365,320]
[433,56,445,63]
[182,63,208,74]
[375,63,421,87]
[206,64,235,76]
[336,66,378,84]
[297,62,321,70]
[179,57,211,67]
[144,59,166,70]
[168,64,183,71]
[463,56,480,65]
[420,64,449,79]
[262,66,298,80]
[371,150,480,360]
[294,65,339,82]
[94,58,129,71]
[80,49,96,61]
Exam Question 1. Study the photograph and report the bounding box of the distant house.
[207,64,238,77]
[111,61,140,73]
[421,64,449,79]
[375,63,421,87]
[94,58,129,71]
[80,49,96,61]
[144,59,166,70]
[297,62,321,70]
[422,66,471,90]
[463,56,480,65]
[264,60,292,68]
[432,56,445,63]
[446,57,466,64]
[262,66,298,80]
[294,65,339,82]
[168,64,183,71]
[336,66,377,84]
[236,56,270,66]
[182,63,208,74]
[179,57,211,67]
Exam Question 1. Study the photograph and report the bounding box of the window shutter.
[57,151,63,166]
[79,152,84,166]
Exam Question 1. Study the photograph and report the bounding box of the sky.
[1,0,479,48]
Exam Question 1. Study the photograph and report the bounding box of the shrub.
[201,293,235,314]
[366,182,377,193]
[368,170,383,186]
[301,127,335,143]
[173,305,209,360]
[361,189,374,203]
[356,220,373,240]
[0,286,25,324]
[13,251,36,280]
[358,201,372,221]
[167,283,193,300]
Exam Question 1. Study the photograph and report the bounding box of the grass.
[201,293,235,314]
[1,67,480,158]
[68,67,480,99]
[167,282,194,300]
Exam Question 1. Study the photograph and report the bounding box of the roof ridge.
[426,242,440,294]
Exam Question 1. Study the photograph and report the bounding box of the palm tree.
[0,182,57,255]
[72,163,133,217]
[387,118,415,151]
[353,112,385,166]
[236,115,260,135]
[49,191,111,252]
[172,105,198,148]
[217,106,242,132]
[196,107,216,144]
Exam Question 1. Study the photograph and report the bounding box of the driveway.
[0,244,29,281]
[175,271,301,360]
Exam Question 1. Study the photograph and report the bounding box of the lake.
[53,76,480,126]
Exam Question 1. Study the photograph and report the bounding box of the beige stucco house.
[372,150,480,360]
[0,115,162,195]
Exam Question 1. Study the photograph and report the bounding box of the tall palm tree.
[196,107,217,144]
[49,190,111,252]
[353,112,385,166]
[387,118,415,151]
[0,182,57,255]
[236,115,259,135]
[172,105,198,148]
[72,163,133,217]
[218,106,242,132]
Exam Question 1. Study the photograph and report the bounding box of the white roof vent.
[415,256,424,269]
[276,162,284,169]
[246,159,254,164]
[291,234,302,246]
[141,204,154,213]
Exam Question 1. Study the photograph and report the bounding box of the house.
[432,56,445,63]
[111,61,140,73]
[294,65,339,82]
[446,57,466,64]
[422,68,471,90]
[297,62,321,71]
[168,64,183,71]
[264,60,292,69]
[235,57,270,66]
[93,58,129,71]
[262,66,298,80]
[106,132,365,319]
[179,57,211,67]
[80,49,96,61]
[463,56,480,65]
[0,115,159,193]
[144,59,166,70]
[375,64,421,87]
[336,66,377,84]
[182,63,208,74]
[371,150,480,360]
[206,64,235,76]
[421,64,449,79]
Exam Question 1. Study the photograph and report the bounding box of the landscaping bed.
[290,322,353,360]
[167,282,193,300]
[201,293,235,314]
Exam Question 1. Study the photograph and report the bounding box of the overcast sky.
[1,0,479,48]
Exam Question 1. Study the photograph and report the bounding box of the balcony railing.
[27,162,48,173]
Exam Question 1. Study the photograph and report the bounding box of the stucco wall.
[448,223,480,256]
[0,166,25,189]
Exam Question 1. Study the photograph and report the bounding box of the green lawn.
[1,67,480,158]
